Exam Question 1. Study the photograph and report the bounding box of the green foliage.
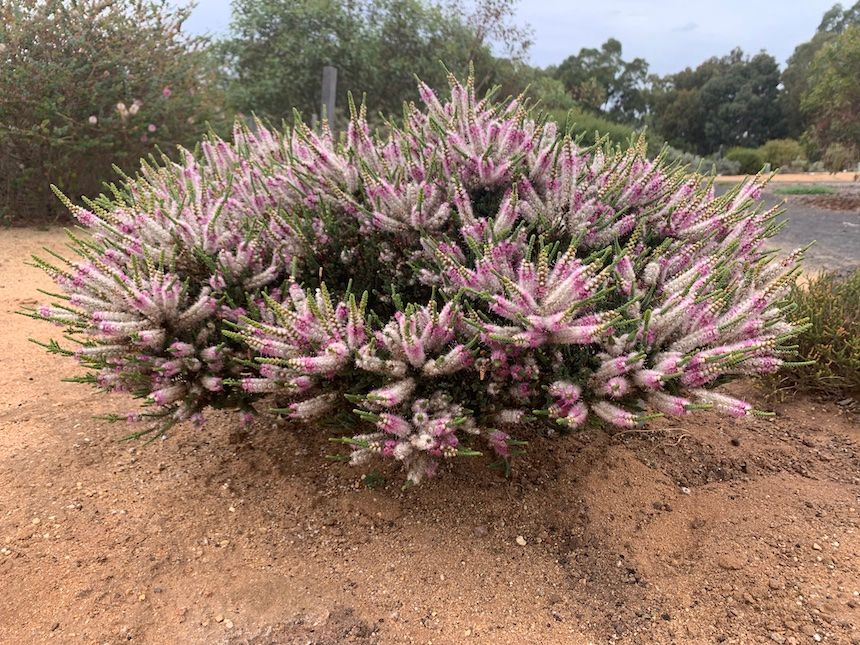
[528,76,576,111]
[822,143,858,172]
[0,0,225,223]
[801,25,860,162]
[758,139,806,169]
[649,49,786,155]
[782,2,860,138]
[774,269,860,396]
[553,38,649,124]
[221,0,533,122]
[544,107,658,153]
[773,185,835,195]
[661,147,739,175]
[726,147,765,175]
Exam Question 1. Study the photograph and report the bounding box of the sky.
[182,0,840,74]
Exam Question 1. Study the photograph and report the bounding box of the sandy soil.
[718,172,859,184]
[1,228,859,645]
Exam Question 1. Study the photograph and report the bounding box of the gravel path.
[716,185,860,274]
[770,194,860,274]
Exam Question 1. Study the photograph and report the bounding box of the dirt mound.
[1,229,859,644]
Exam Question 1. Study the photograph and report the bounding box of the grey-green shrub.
[758,139,806,169]
[727,147,765,174]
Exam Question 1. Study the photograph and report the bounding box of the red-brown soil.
[798,194,860,213]
[1,229,859,644]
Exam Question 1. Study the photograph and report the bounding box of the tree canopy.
[221,0,533,123]
[553,38,649,124]
[648,49,785,155]
[801,25,860,161]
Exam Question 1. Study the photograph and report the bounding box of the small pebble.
[215,614,224,623]
[813,543,822,551]
[515,535,527,546]
[224,619,234,629]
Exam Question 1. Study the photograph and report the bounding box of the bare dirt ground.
[718,172,859,184]
[1,227,859,645]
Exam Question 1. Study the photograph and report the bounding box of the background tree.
[801,25,860,166]
[222,0,533,123]
[443,0,534,92]
[782,2,860,138]
[221,0,369,121]
[647,70,704,152]
[553,38,649,124]
[648,49,784,155]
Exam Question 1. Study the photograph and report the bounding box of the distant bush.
[726,147,765,175]
[661,147,740,175]
[0,0,224,223]
[822,143,858,172]
[530,77,576,111]
[758,139,806,170]
[546,107,637,147]
[545,107,664,157]
[772,269,860,396]
[773,185,835,196]
[784,157,810,173]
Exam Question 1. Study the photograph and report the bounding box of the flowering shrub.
[33,76,806,483]
[0,0,223,223]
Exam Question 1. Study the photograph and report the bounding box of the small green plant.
[361,471,387,490]
[773,185,836,196]
[772,269,860,396]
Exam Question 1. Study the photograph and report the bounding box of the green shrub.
[775,269,860,396]
[545,107,664,156]
[726,147,765,174]
[529,77,577,111]
[822,142,858,172]
[758,139,806,170]
[784,157,809,173]
[0,0,225,223]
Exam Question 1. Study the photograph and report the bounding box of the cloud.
[671,21,699,33]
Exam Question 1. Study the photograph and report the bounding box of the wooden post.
[321,65,337,132]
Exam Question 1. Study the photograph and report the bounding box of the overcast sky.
[183,0,839,74]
